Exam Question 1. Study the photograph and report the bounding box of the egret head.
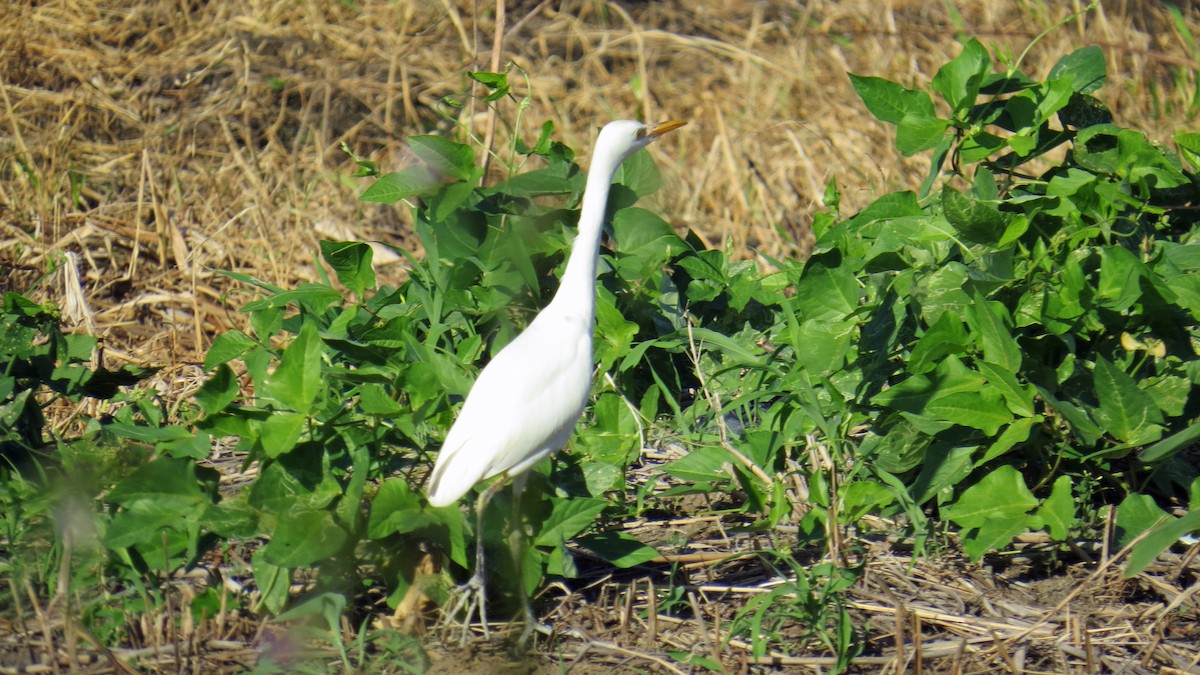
[595,119,687,167]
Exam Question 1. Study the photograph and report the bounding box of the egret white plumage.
[426,119,685,642]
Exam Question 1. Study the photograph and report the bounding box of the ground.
[2,0,1199,672]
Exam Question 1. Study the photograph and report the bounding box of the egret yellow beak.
[648,120,687,137]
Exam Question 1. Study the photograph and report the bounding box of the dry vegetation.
[2,0,1200,672]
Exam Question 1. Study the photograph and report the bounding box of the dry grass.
[3,0,1200,672]
[6,0,1200,364]
[523,543,1200,673]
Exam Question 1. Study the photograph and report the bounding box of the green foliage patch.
[841,38,1200,573]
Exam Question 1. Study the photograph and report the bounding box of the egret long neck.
[552,154,624,314]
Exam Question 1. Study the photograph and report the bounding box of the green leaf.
[915,262,972,325]
[490,165,575,198]
[1159,242,1200,314]
[849,74,936,125]
[975,361,1035,417]
[408,135,476,181]
[931,38,992,113]
[593,301,640,377]
[1037,475,1075,540]
[959,130,1008,163]
[275,592,347,633]
[1073,124,1122,174]
[534,498,607,547]
[896,114,950,156]
[575,531,660,568]
[1125,508,1200,577]
[360,166,441,203]
[102,420,198,445]
[243,286,342,312]
[860,421,930,473]
[1092,357,1164,445]
[358,383,404,416]
[909,310,969,375]
[1058,92,1114,130]
[923,389,1012,435]
[1143,374,1190,418]
[1140,423,1200,462]
[612,207,685,258]
[616,148,664,196]
[264,321,323,414]
[204,330,258,370]
[942,187,1011,245]
[874,355,983,411]
[195,363,239,415]
[0,390,33,436]
[794,253,860,320]
[1035,76,1078,124]
[1048,45,1106,93]
[849,70,950,156]
[248,305,284,344]
[104,505,198,549]
[468,71,507,89]
[105,457,209,517]
[960,516,1030,561]
[259,412,306,458]
[252,549,290,614]
[792,319,855,378]
[978,416,1036,464]
[1175,131,1200,171]
[64,333,97,361]
[964,291,1022,373]
[840,481,894,523]
[665,652,725,672]
[264,509,349,568]
[320,240,375,297]
[943,465,1038,529]
[336,442,370,529]
[545,541,577,578]
[1097,246,1143,311]
[580,462,624,497]
[249,454,342,513]
[1115,493,1168,549]
[367,479,435,538]
[429,178,480,223]
[468,70,509,101]
[203,502,259,539]
[864,214,954,262]
[943,465,1038,559]
[1035,386,1104,445]
[516,120,556,156]
[909,443,976,505]
[688,327,765,365]
[659,444,729,483]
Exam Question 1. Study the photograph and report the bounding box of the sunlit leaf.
[1093,357,1164,445]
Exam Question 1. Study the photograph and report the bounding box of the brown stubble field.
[2,0,1200,672]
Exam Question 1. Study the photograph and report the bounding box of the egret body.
[425,119,685,641]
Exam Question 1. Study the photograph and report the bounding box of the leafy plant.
[836,35,1200,566]
[0,292,146,461]
[192,69,743,617]
[0,290,222,646]
[727,557,861,669]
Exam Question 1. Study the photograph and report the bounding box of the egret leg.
[510,474,549,650]
[442,477,505,644]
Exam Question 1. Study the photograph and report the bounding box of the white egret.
[425,119,685,642]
